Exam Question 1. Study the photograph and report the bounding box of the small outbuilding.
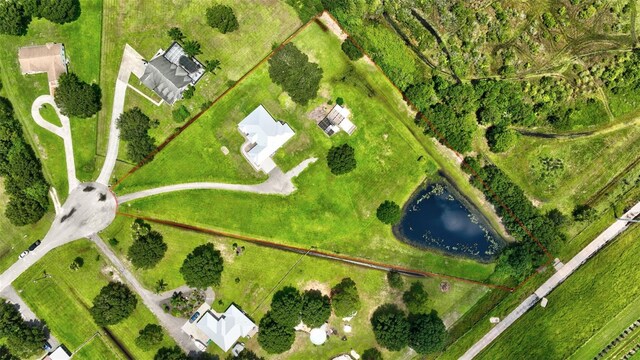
[317,104,356,136]
[44,345,71,360]
[18,43,67,95]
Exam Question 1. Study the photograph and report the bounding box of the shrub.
[301,289,331,328]
[331,278,361,317]
[54,73,102,118]
[362,348,383,360]
[206,4,239,34]
[573,204,597,222]
[167,27,184,42]
[270,286,302,327]
[341,38,363,60]
[403,282,429,314]
[108,238,119,246]
[268,43,322,105]
[182,40,202,58]
[180,243,224,288]
[371,304,409,351]
[182,85,195,100]
[408,312,447,354]
[135,324,164,351]
[257,312,295,354]
[154,346,188,360]
[172,105,190,123]
[90,282,137,326]
[376,200,401,225]
[387,270,404,289]
[327,143,356,175]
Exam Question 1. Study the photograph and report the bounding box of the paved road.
[31,95,79,192]
[461,201,640,359]
[89,234,199,353]
[96,44,146,186]
[117,157,317,203]
[0,183,116,293]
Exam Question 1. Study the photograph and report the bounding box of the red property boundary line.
[116,212,514,292]
[111,10,557,291]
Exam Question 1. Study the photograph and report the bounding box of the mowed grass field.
[0,0,102,187]
[13,240,176,359]
[114,21,495,280]
[476,224,640,359]
[99,0,303,175]
[103,215,488,359]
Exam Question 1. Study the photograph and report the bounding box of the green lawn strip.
[12,240,176,358]
[0,184,54,273]
[39,104,63,127]
[476,225,640,359]
[103,215,487,359]
[98,0,302,160]
[488,125,640,213]
[569,293,640,359]
[70,118,100,181]
[73,336,123,360]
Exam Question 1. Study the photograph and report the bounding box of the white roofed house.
[238,105,295,173]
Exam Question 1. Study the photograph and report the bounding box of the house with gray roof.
[140,42,205,105]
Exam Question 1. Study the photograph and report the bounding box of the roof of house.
[18,43,67,94]
[238,105,295,172]
[46,346,71,360]
[195,305,257,352]
[164,42,205,82]
[139,56,193,104]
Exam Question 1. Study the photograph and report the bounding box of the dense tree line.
[0,299,46,358]
[116,107,157,163]
[268,43,323,105]
[0,0,80,36]
[128,219,167,269]
[0,97,49,226]
[463,156,566,280]
[54,73,102,118]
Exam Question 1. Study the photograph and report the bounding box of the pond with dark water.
[394,182,506,262]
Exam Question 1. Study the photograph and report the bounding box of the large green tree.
[90,282,138,326]
[128,220,167,269]
[116,107,156,163]
[331,278,361,317]
[39,0,80,24]
[180,243,224,288]
[370,304,409,351]
[54,73,102,118]
[154,346,188,360]
[0,2,31,36]
[403,282,429,314]
[257,312,295,354]
[270,286,302,327]
[135,324,164,351]
[301,289,331,328]
[205,4,239,33]
[377,201,401,225]
[268,43,322,105]
[486,125,517,153]
[326,143,356,175]
[408,312,447,354]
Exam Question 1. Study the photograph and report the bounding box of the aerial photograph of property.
[0,1,638,359]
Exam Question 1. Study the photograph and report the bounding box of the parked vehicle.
[43,341,52,351]
[189,311,200,323]
[28,240,41,251]
[18,251,29,260]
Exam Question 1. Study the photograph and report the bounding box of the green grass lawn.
[476,224,640,359]
[113,21,494,281]
[103,215,488,359]
[98,0,303,166]
[12,240,176,359]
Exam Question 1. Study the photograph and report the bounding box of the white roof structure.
[195,305,257,352]
[238,105,294,173]
[46,346,71,360]
[310,327,327,345]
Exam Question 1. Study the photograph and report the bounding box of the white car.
[18,250,29,260]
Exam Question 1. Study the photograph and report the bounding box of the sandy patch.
[301,280,330,296]
[101,265,122,283]
[318,13,348,41]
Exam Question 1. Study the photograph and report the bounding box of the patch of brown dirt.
[301,280,330,296]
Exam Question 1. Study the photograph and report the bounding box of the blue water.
[395,183,505,261]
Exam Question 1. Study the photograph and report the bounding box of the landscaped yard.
[475,224,640,359]
[12,240,176,359]
[103,215,489,359]
[113,20,495,281]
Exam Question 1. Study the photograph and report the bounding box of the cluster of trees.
[90,282,138,326]
[206,4,239,34]
[153,346,263,360]
[116,107,157,163]
[0,0,80,36]
[370,304,446,354]
[0,299,46,358]
[54,73,102,118]
[376,200,401,225]
[0,97,49,226]
[179,243,224,289]
[326,143,356,175]
[258,278,361,354]
[128,219,167,269]
[463,156,566,280]
[268,43,323,105]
